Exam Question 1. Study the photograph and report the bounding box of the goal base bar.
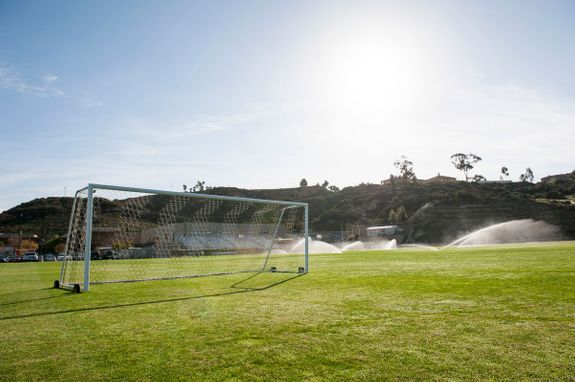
[58,267,305,290]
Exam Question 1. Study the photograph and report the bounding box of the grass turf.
[0,243,574,381]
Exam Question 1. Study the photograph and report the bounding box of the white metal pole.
[83,185,94,292]
[304,204,309,273]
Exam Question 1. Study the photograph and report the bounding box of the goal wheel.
[298,267,305,274]
[53,280,60,289]
[270,266,277,272]
[73,284,81,293]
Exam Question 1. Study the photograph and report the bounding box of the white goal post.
[58,183,309,292]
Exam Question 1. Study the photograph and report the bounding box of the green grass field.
[1,243,574,381]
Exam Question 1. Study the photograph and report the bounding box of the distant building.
[92,227,121,248]
[381,173,457,185]
[0,233,39,256]
[366,226,401,237]
[0,246,14,256]
[0,232,39,240]
[423,173,457,184]
[541,171,575,184]
[381,178,393,185]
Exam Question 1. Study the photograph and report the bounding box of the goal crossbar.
[89,183,308,207]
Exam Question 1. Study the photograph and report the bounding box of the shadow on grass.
[0,293,72,307]
[0,272,303,321]
[229,271,299,291]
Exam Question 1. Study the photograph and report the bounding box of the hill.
[1,175,574,244]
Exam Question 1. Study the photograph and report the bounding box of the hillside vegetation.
[1,172,574,244]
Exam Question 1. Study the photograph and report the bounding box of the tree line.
[185,153,535,196]
[390,153,535,184]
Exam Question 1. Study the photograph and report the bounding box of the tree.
[18,239,38,251]
[501,167,509,179]
[299,178,308,187]
[183,182,206,192]
[472,174,486,183]
[450,153,482,181]
[54,242,65,254]
[328,185,340,192]
[40,235,64,254]
[393,156,416,182]
[519,167,534,183]
[112,240,132,250]
[192,180,206,192]
[321,180,329,189]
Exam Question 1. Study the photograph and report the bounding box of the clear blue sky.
[1,0,574,212]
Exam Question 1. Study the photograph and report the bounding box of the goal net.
[59,184,308,291]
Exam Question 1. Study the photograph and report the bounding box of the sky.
[0,0,574,212]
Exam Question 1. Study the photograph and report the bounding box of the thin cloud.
[0,64,63,98]
[0,63,103,108]
[121,111,263,143]
[75,96,105,109]
[42,74,59,84]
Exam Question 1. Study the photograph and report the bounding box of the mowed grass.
[0,244,574,381]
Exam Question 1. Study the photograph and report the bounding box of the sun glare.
[317,29,431,115]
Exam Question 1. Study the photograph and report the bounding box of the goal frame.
[59,183,309,292]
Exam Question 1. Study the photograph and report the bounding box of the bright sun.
[317,30,429,114]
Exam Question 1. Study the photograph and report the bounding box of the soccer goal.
[58,184,308,292]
